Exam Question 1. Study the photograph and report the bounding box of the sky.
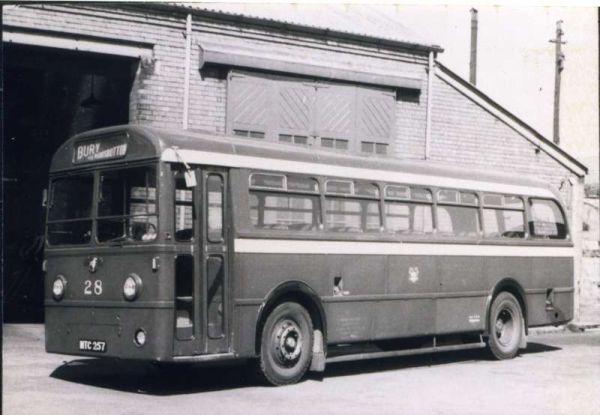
[393,4,598,178]
[201,2,599,180]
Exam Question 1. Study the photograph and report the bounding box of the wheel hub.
[275,320,302,363]
[495,309,515,346]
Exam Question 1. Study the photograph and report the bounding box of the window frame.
[95,164,159,245]
[434,188,482,239]
[323,179,382,233]
[382,184,434,235]
[527,197,569,240]
[481,193,526,240]
[248,171,322,232]
[46,171,95,247]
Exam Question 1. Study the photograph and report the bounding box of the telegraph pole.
[549,20,566,145]
[469,8,478,85]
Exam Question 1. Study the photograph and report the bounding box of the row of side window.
[247,173,568,240]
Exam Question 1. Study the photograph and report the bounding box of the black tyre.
[258,302,313,386]
[488,292,523,360]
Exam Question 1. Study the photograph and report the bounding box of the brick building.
[2,3,589,321]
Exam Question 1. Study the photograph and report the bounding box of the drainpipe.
[424,50,435,160]
[182,13,192,130]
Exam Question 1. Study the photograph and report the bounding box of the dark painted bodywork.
[45,125,574,362]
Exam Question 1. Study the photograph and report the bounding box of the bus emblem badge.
[88,257,100,273]
[408,267,419,283]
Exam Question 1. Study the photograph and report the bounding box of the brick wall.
[4,3,579,187]
[394,84,428,159]
[430,75,573,192]
[5,4,430,138]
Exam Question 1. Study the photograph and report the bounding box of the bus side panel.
[233,252,388,345]
[233,304,261,358]
[527,256,574,326]
[374,255,438,338]
[232,252,331,357]
[436,255,488,334]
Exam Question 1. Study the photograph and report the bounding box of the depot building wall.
[5,4,576,179]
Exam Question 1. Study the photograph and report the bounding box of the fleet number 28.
[84,280,103,295]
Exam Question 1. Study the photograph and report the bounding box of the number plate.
[78,340,107,353]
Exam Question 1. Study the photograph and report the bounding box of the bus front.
[44,129,173,361]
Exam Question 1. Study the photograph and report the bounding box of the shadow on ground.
[50,341,561,395]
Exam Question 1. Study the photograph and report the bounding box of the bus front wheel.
[488,292,523,360]
[259,302,314,386]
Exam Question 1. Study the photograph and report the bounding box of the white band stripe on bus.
[162,149,555,198]
[234,239,574,257]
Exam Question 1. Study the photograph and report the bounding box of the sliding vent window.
[384,185,433,235]
[47,174,94,245]
[97,166,157,243]
[436,190,480,237]
[482,194,525,238]
[174,170,194,241]
[529,198,567,239]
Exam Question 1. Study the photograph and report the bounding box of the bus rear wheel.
[259,302,313,386]
[488,292,523,360]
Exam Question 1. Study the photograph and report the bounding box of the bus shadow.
[49,342,561,394]
[50,358,256,395]
[313,341,562,380]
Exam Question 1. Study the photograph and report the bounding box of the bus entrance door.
[173,168,230,357]
[201,169,230,354]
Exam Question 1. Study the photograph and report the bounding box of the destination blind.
[73,134,128,164]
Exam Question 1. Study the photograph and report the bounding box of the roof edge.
[435,62,588,177]
[142,3,444,54]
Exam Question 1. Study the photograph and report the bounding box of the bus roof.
[51,124,559,199]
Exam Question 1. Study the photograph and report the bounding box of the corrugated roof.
[168,3,442,52]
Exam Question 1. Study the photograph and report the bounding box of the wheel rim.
[494,307,516,348]
[272,319,303,367]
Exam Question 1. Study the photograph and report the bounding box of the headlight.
[134,328,147,347]
[52,275,67,301]
[123,274,142,301]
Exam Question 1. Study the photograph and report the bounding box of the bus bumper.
[45,306,174,361]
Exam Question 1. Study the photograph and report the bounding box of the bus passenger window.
[365,201,382,232]
[437,206,480,237]
[325,198,381,232]
[386,203,409,232]
[250,193,319,231]
[325,198,362,232]
[385,202,433,234]
[529,199,567,239]
[207,175,223,242]
[483,210,525,238]
[175,170,194,241]
[482,194,525,238]
[436,190,480,238]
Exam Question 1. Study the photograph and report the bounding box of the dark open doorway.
[3,43,137,322]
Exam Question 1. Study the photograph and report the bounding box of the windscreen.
[97,166,157,243]
[47,174,94,245]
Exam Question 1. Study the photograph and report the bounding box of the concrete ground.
[3,324,599,415]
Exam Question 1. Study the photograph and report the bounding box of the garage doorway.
[3,43,137,322]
